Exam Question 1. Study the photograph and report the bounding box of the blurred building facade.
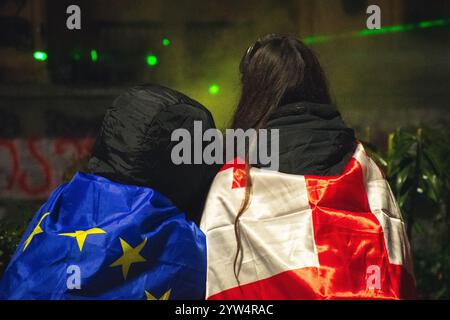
[0,0,449,199]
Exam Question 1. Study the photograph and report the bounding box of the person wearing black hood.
[1,84,218,300]
[200,35,416,299]
[88,84,218,224]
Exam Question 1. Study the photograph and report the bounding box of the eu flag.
[0,172,206,300]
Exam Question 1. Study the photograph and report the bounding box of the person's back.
[0,84,217,299]
[200,35,416,299]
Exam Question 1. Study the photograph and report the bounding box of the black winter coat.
[88,84,219,224]
[261,101,356,176]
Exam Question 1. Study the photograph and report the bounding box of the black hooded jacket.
[88,84,219,224]
[262,101,356,176]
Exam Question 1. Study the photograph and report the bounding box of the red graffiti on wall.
[0,137,95,199]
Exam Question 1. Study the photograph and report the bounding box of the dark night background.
[0,0,449,298]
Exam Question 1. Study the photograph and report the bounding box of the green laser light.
[209,84,220,95]
[146,54,158,67]
[33,51,47,61]
[162,38,170,46]
[303,35,332,45]
[304,18,450,45]
[90,49,98,62]
[73,51,82,61]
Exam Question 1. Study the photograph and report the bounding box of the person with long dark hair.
[201,34,416,299]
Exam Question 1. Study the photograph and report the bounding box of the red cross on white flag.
[201,144,416,299]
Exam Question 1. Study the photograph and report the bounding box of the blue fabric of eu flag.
[0,172,206,300]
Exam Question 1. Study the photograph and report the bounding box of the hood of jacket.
[88,84,218,223]
[263,101,356,176]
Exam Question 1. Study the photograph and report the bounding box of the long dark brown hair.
[231,34,331,281]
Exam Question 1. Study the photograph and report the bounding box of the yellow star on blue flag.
[59,228,106,251]
[110,237,147,279]
[0,172,206,299]
[145,289,171,300]
[23,212,50,251]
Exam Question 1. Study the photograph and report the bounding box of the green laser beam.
[33,51,47,61]
[90,49,98,62]
[209,84,220,95]
[146,54,158,67]
[358,23,415,36]
[162,38,170,46]
[72,51,82,61]
[303,18,450,45]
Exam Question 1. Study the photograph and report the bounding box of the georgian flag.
[200,144,416,299]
